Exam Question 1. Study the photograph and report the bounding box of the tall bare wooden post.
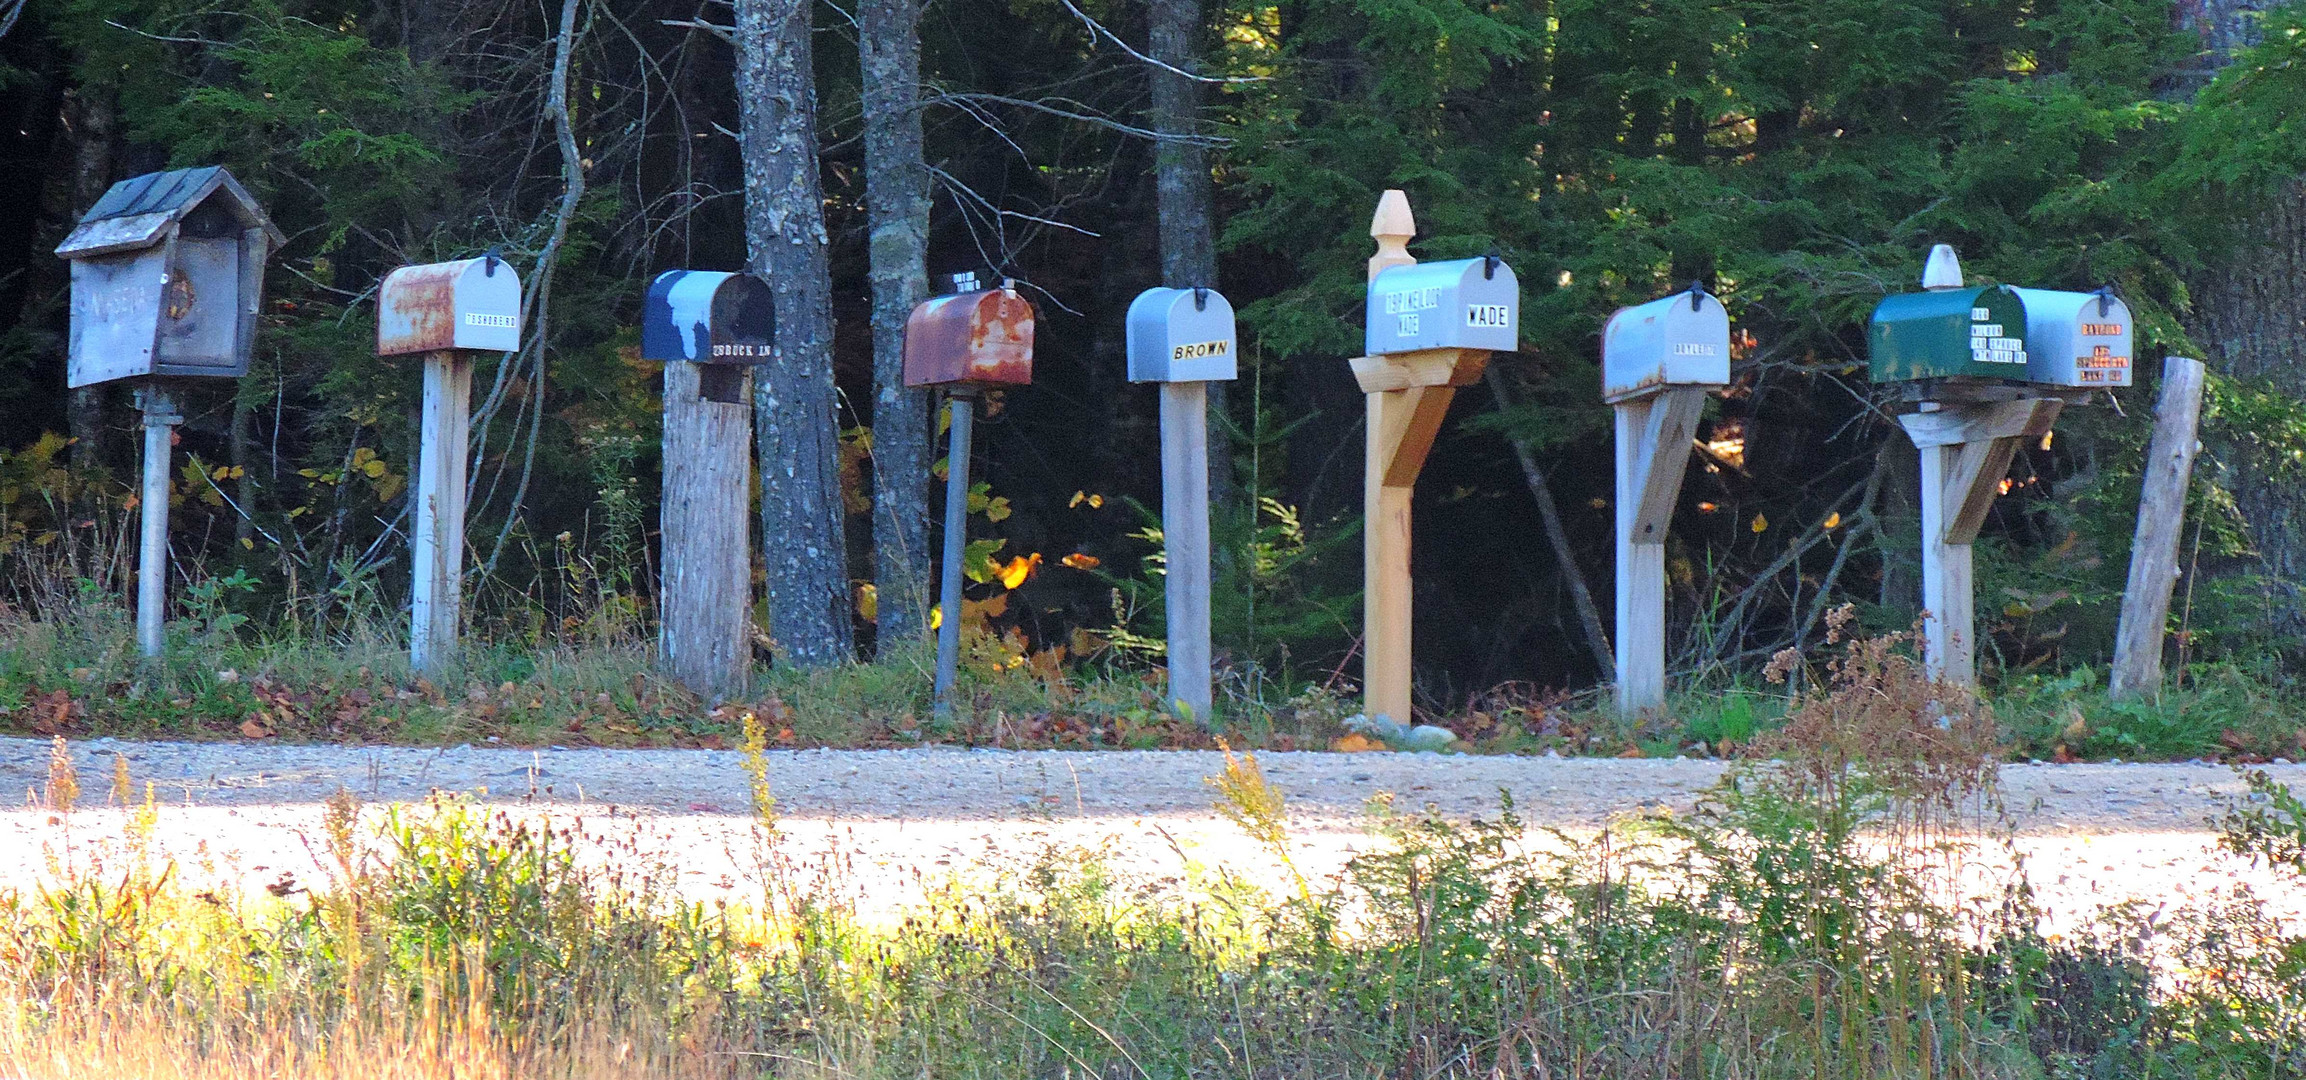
[2110,356,2207,699]
[1128,284,1238,722]
[1611,389,1705,712]
[933,391,976,714]
[135,384,181,658]
[378,257,524,679]
[661,363,754,699]
[1898,397,2061,683]
[410,351,473,675]
[1350,191,1511,724]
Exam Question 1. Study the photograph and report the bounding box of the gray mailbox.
[1363,256,1518,356]
[55,166,284,388]
[1126,286,1237,383]
[1602,283,1731,403]
[377,257,523,357]
[641,270,775,364]
[2010,286,2133,388]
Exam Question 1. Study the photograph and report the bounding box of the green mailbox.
[1868,283,2030,384]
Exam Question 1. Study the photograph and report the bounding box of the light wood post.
[135,383,181,659]
[1159,380,1214,720]
[661,361,755,700]
[1352,190,1489,724]
[411,350,473,676]
[1898,396,2062,684]
[932,390,976,716]
[2110,357,2207,699]
[1612,386,1706,714]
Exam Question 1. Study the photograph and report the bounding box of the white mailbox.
[1126,286,1237,383]
[377,257,523,356]
[1363,256,1518,356]
[1602,284,1731,403]
[2010,286,2133,388]
[55,166,284,388]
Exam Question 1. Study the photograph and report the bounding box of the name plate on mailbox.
[902,285,1035,389]
[642,270,775,365]
[378,257,524,357]
[1868,284,2030,384]
[1126,287,1237,383]
[1602,286,1731,403]
[2010,287,2132,388]
[1364,257,1518,357]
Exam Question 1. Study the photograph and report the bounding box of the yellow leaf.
[352,447,375,466]
[928,604,941,631]
[211,465,231,480]
[1329,733,1388,753]
[1069,490,1087,508]
[1750,513,1768,533]
[1821,511,1841,530]
[240,537,255,550]
[1061,552,1100,570]
[1589,498,1608,509]
[855,582,878,621]
[997,553,1042,589]
[363,459,387,478]
[227,465,244,479]
[1088,494,1104,508]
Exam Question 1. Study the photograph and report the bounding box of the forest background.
[0,0,2304,746]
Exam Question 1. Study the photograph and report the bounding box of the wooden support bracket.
[1897,394,2064,684]
[1612,386,1707,715]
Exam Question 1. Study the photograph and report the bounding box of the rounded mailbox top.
[642,270,775,364]
[1867,283,2028,384]
[1364,256,1518,357]
[902,284,1035,389]
[1126,286,1238,384]
[1601,284,1731,403]
[378,256,524,357]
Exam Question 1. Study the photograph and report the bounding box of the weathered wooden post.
[643,270,775,700]
[1870,246,2131,683]
[902,271,1034,714]
[2109,356,2206,700]
[1602,283,1730,714]
[54,166,282,659]
[378,257,524,676]
[1126,285,1239,720]
[1352,191,1518,725]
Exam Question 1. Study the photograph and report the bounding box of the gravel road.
[3,737,2300,932]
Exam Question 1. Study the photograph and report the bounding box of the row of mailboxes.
[1364,257,1520,357]
[1868,247,2133,388]
[57,167,286,389]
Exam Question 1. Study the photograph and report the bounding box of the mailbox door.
[903,289,1033,387]
[451,261,523,352]
[2014,288,2132,388]
[706,274,774,363]
[1868,286,2029,383]
[152,235,245,374]
[1126,288,1237,383]
[66,251,164,388]
[1364,258,1517,356]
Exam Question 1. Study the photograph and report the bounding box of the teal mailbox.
[2011,287,2132,388]
[1869,284,2030,384]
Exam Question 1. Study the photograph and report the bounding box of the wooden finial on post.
[1369,189,1416,282]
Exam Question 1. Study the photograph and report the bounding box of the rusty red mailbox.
[902,272,1034,388]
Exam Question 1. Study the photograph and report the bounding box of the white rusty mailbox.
[1126,286,1237,383]
[377,256,523,356]
[55,166,284,388]
[2011,286,2133,389]
[1363,256,1518,357]
[1602,283,1730,403]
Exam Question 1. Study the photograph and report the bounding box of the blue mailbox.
[2010,287,2132,388]
[641,270,775,364]
[1126,287,1237,383]
[1364,256,1518,356]
[1602,283,1731,403]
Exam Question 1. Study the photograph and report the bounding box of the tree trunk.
[860,0,934,651]
[1146,0,1232,510]
[2173,0,2306,610]
[64,84,113,472]
[737,0,856,667]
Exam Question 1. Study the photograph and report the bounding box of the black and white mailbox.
[643,269,773,699]
[642,269,774,406]
[1363,256,1518,357]
[1601,283,1731,715]
[2011,286,2133,389]
[55,165,284,661]
[376,255,525,676]
[1125,285,1240,720]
